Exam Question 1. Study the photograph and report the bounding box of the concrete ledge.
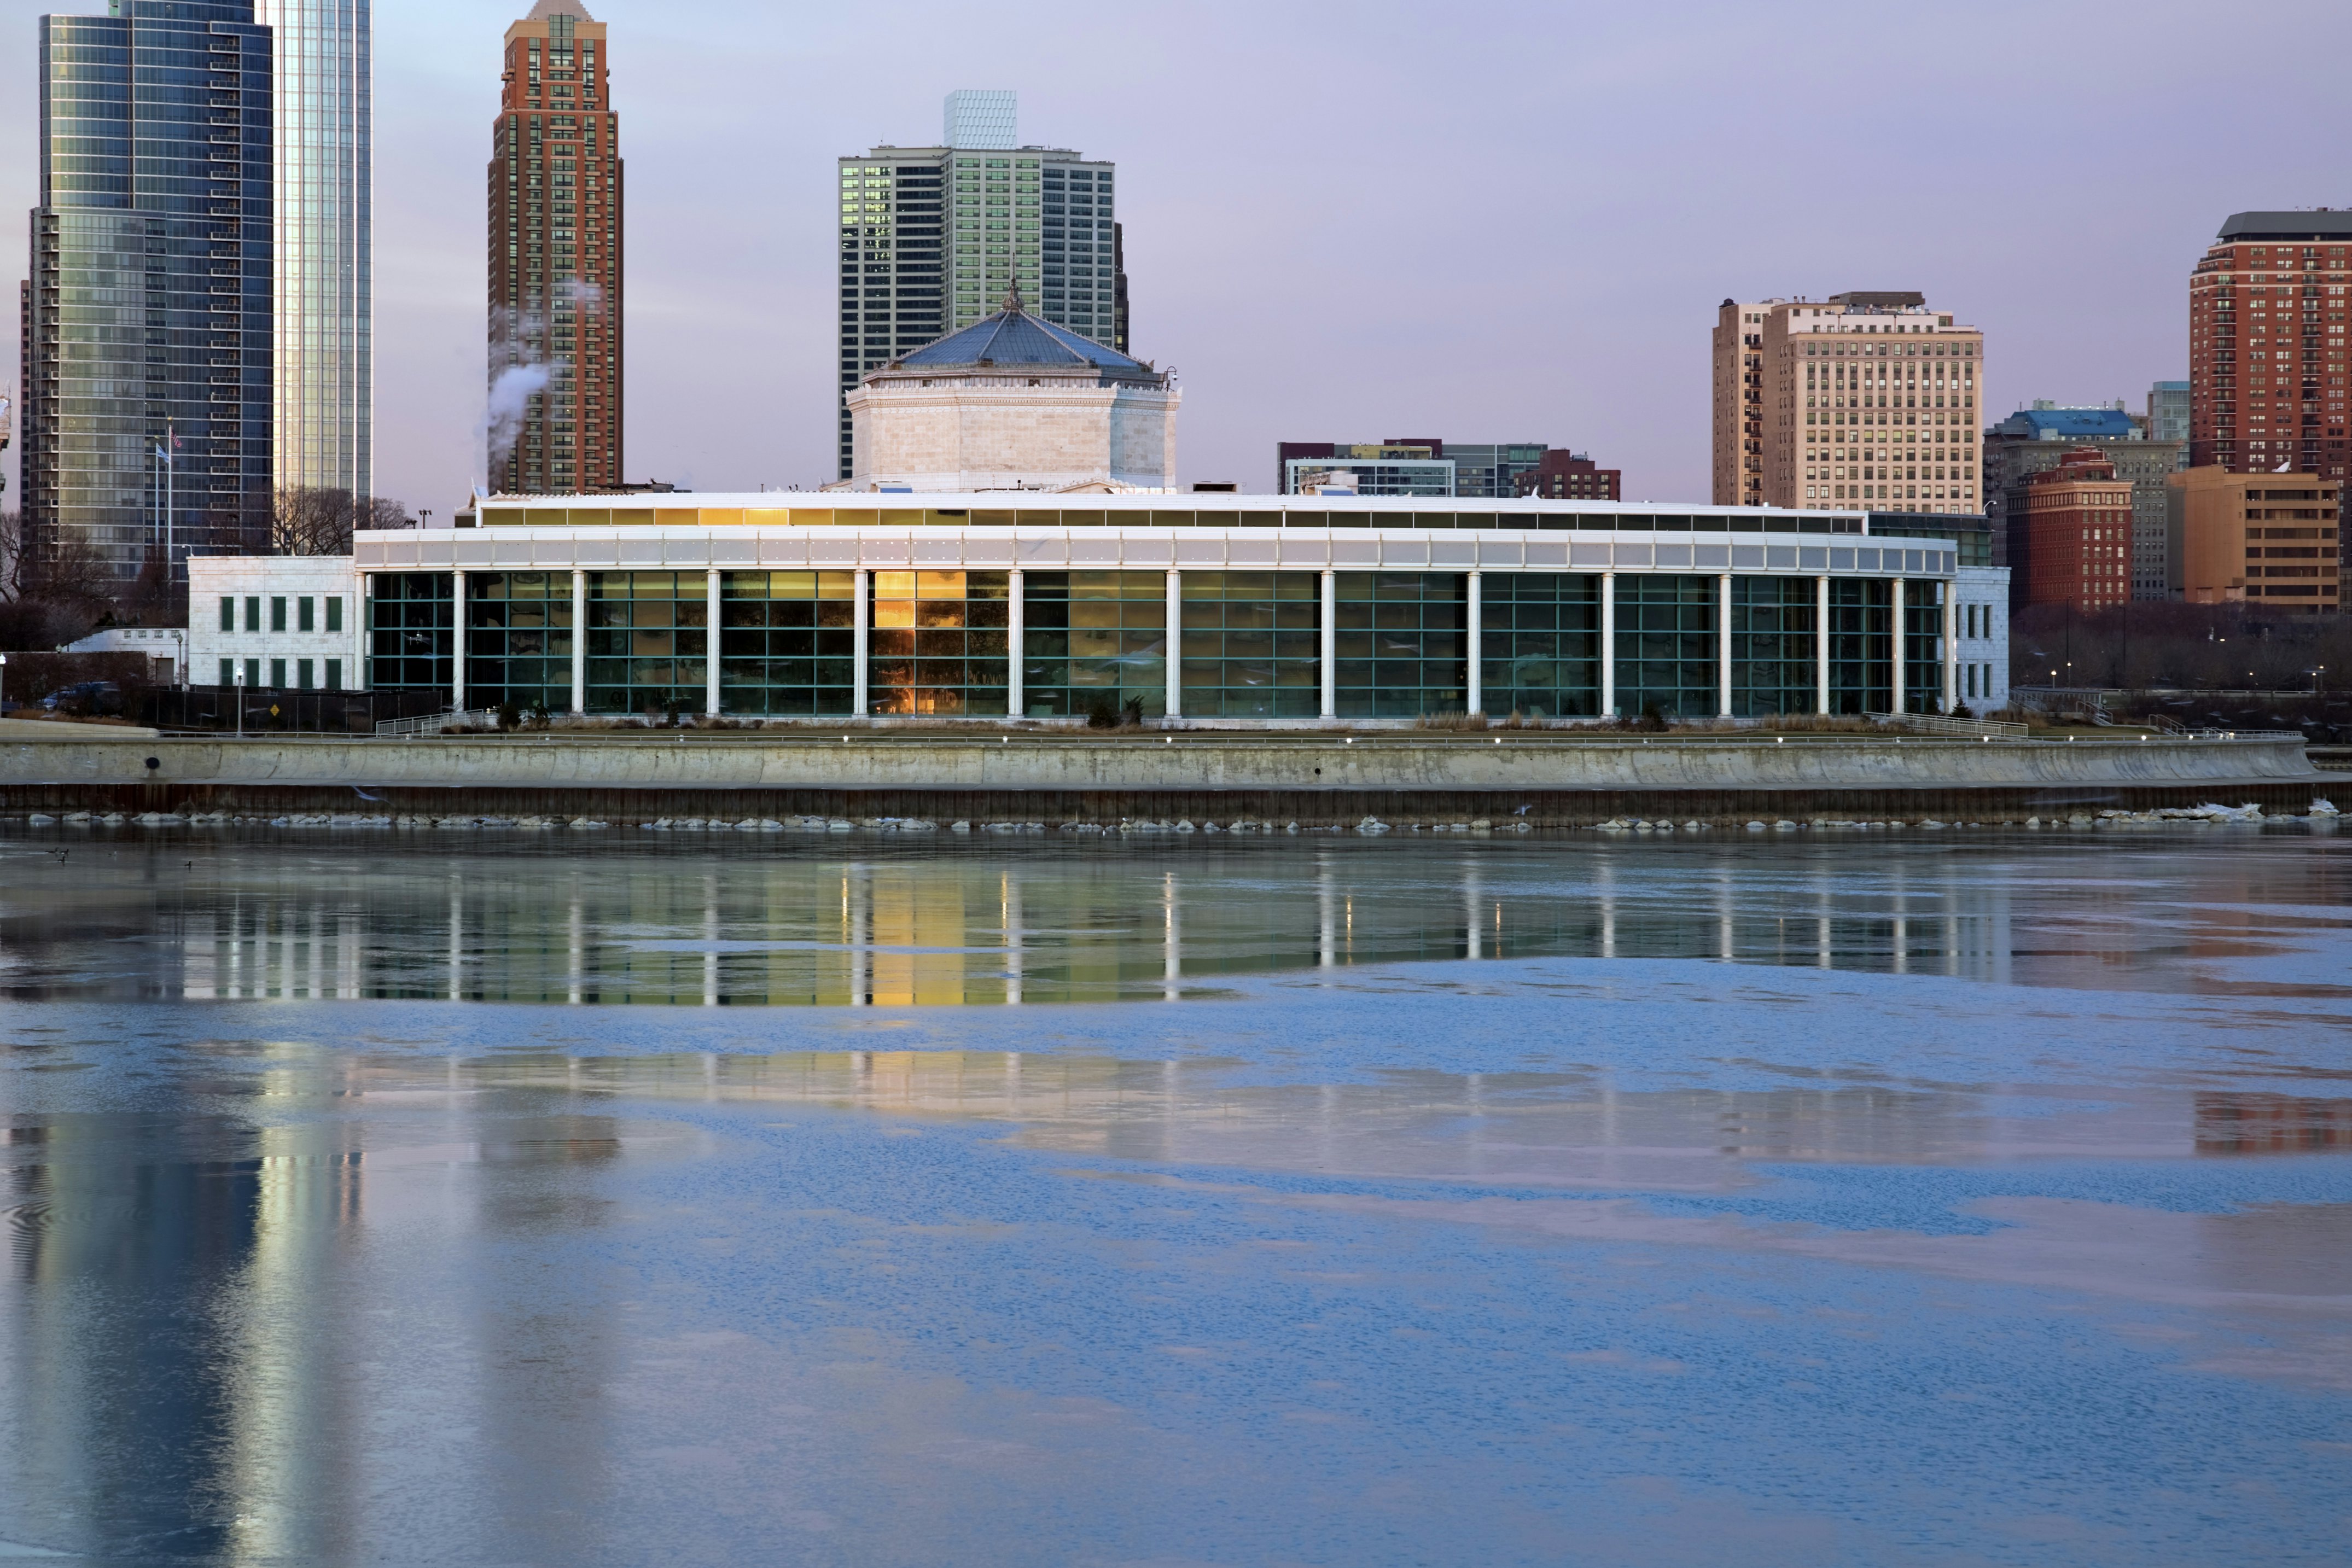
[0,733,2321,792]
[0,734,2326,827]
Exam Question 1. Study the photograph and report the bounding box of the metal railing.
[375,708,500,739]
[1865,712,2029,739]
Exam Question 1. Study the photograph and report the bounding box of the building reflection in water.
[22,846,2040,1007]
[2197,1093,2352,1155]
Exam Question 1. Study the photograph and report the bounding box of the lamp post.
[233,664,245,740]
[0,653,8,716]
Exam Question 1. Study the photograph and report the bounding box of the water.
[1,827,2348,1565]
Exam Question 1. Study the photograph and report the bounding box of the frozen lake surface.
[1,826,2348,1565]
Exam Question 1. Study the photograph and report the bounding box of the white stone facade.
[842,374,1178,493]
[188,555,365,691]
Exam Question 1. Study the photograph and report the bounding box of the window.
[218,657,233,687]
[245,596,261,633]
[297,659,314,691]
[1732,578,1817,717]
[1336,573,1468,718]
[1179,572,1320,718]
[720,572,855,715]
[1615,575,1718,719]
[325,597,343,633]
[325,659,342,692]
[298,597,313,633]
[219,597,234,632]
[1481,574,1599,718]
[368,573,456,690]
[468,573,575,712]
[244,658,261,688]
[1022,572,1167,719]
[269,658,286,689]
[269,597,287,633]
[585,572,708,715]
[868,571,1009,716]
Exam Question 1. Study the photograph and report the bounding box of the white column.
[852,569,870,716]
[1814,575,1830,715]
[1164,568,1182,721]
[1007,567,1025,717]
[1717,573,1733,718]
[570,568,586,714]
[1319,569,1337,720]
[1599,571,1616,718]
[450,569,467,710]
[705,567,721,716]
[1890,576,1906,715]
[1942,584,1958,713]
[1465,570,1483,715]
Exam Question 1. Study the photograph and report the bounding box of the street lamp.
[0,653,8,716]
[233,663,246,739]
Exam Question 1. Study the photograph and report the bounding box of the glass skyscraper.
[256,1,371,501]
[837,91,1125,479]
[21,0,274,581]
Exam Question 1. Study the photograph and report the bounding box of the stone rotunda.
[832,290,1178,493]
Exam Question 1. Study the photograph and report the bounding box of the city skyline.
[4,0,2349,516]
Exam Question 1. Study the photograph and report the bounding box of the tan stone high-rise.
[488,1,622,494]
[1715,293,1984,515]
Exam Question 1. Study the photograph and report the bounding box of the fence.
[1866,712,2030,740]
[141,686,450,735]
[376,708,500,739]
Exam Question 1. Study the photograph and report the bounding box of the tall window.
[1614,575,1716,719]
[1335,572,1467,718]
[586,573,707,715]
[1178,572,1320,718]
[1023,572,1166,719]
[468,573,575,712]
[1827,579,1891,714]
[720,571,855,716]
[366,574,454,690]
[1481,574,1598,718]
[1732,577,1817,717]
[1903,580,1946,713]
[869,570,1009,716]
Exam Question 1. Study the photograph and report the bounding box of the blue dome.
[895,297,1144,372]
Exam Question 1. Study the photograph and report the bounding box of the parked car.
[42,680,125,717]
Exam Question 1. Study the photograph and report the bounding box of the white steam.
[483,362,554,475]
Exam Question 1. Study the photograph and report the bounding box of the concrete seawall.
[0,733,2328,826]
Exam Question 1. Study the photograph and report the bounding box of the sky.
[4,0,2351,514]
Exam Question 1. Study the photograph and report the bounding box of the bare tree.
[270,486,415,555]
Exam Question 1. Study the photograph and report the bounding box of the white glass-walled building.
[310,496,2003,720]
[256,0,372,499]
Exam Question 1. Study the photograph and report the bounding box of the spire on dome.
[527,0,596,19]
[1002,280,1025,314]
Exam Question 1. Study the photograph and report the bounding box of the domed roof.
[895,288,1147,373]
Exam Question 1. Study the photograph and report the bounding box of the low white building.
[57,625,188,685]
[834,295,1178,494]
[187,556,366,691]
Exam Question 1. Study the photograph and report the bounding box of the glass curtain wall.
[258,0,371,498]
[1178,572,1320,718]
[1614,575,1717,719]
[720,572,855,716]
[1827,579,1892,714]
[366,573,452,689]
[1023,572,1167,719]
[1731,577,1817,718]
[586,572,707,715]
[869,570,1010,716]
[1480,573,1599,718]
[1903,581,1946,714]
[1334,573,1468,718]
[26,3,275,580]
[464,573,572,712]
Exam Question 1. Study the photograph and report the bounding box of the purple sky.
[5,0,2351,513]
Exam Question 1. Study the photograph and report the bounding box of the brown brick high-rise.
[488,1,622,494]
[2189,212,2352,481]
